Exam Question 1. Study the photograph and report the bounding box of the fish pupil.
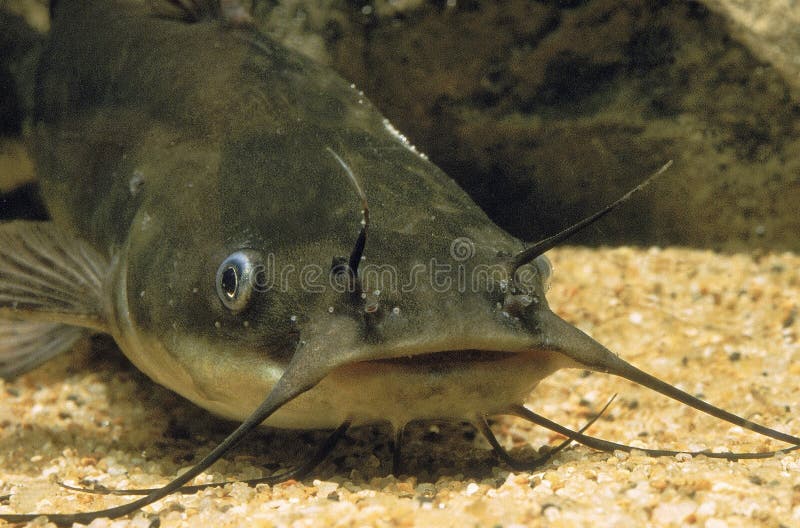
[216,250,260,312]
[222,266,238,299]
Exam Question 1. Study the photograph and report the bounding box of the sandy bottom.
[1,246,799,527]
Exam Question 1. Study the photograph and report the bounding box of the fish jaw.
[293,348,574,430]
[154,344,572,431]
[265,311,583,429]
[124,311,579,430]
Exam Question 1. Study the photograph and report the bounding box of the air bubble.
[392,306,401,315]
[290,315,298,322]
[214,321,221,329]
[328,306,334,314]
[382,118,427,158]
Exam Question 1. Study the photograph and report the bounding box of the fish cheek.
[123,226,214,347]
[208,290,302,365]
[124,208,305,373]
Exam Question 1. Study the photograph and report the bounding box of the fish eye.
[534,255,553,292]
[216,250,259,312]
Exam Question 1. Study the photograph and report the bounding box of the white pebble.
[652,500,697,525]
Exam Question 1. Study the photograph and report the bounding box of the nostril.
[503,293,536,317]
[363,305,385,342]
[362,291,383,329]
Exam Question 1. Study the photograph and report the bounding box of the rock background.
[1,0,799,250]
[0,0,44,197]
[702,0,800,97]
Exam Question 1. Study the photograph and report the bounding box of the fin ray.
[3,238,93,296]
[0,221,109,331]
[0,320,87,379]
[0,268,93,307]
[21,229,97,287]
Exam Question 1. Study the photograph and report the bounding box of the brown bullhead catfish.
[0,0,798,523]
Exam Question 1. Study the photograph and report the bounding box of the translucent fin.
[0,320,87,379]
[0,221,109,331]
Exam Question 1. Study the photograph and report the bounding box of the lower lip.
[369,349,517,366]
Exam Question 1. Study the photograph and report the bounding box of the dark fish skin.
[21,0,800,439]
[36,0,517,274]
[31,0,537,427]
[38,0,502,240]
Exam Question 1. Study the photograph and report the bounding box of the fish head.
[115,124,613,428]
[102,27,624,427]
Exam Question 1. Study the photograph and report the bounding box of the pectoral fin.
[0,321,86,379]
[0,221,110,378]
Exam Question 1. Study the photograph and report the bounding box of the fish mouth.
[368,349,519,366]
